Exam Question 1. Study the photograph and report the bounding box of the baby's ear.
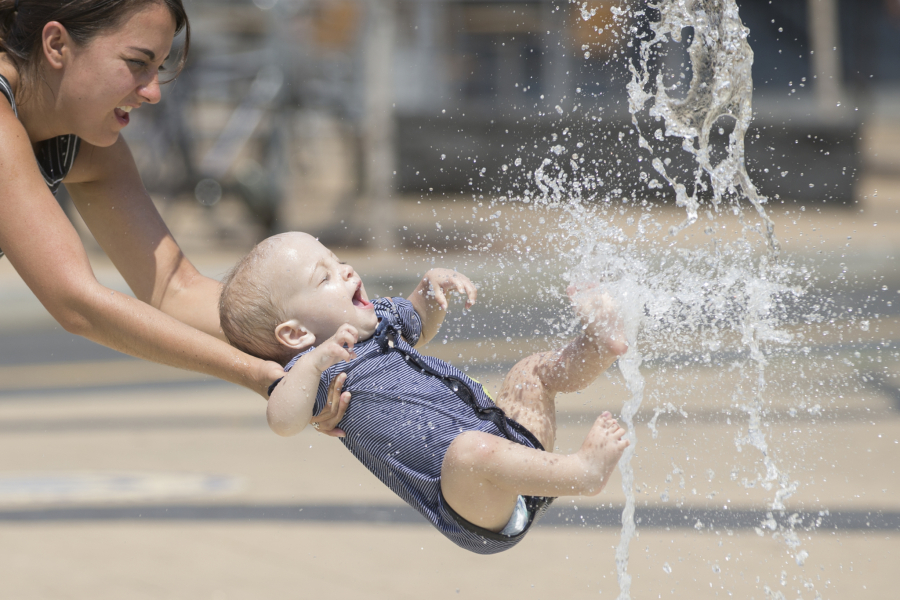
[275,319,316,352]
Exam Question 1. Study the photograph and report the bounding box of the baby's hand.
[311,324,359,372]
[418,269,477,310]
[567,284,628,356]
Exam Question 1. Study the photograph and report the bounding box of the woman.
[0,0,347,432]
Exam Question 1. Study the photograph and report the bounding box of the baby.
[219,232,629,554]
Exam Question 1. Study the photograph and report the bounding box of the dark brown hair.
[0,0,190,101]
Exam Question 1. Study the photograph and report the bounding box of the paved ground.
[1,190,898,599]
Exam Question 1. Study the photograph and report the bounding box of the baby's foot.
[567,285,628,356]
[574,411,629,496]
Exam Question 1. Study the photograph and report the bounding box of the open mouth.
[114,106,131,126]
[352,282,372,309]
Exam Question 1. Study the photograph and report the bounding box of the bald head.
[220,232,377,364]
[219,232,324,364]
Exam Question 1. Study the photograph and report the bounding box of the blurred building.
[124,0,900,242]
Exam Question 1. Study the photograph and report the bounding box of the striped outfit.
[285,297,554,554]
[0,73,82,258]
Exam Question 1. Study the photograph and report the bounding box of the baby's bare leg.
[490,342,595,452]
[441,412,628,532]
[440,288,627,532]
[493,289,626,451]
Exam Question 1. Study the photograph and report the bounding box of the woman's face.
[55,3,176,146]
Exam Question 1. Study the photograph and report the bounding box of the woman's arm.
[0,113,281,397]
[66,137,225,340]
[407,268,478,347]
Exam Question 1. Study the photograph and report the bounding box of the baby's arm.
[267,324,359,437]
[407,269,477,347]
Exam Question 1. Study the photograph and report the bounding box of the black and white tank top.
[0,73,81,193]
[0,73,81,258]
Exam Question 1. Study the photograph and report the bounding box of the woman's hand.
[305,326,357,437]
[309,372,351,438]
[257,359,289,399]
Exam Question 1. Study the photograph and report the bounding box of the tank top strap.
[0,73,15,258]
[0,73,81,194]
[0,73,16,116]
[0,73,82,259]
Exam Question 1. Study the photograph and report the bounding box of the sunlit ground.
[0,179,897,597]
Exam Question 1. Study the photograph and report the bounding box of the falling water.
[626,0,778,253]
[518,1,808,598]
[591,0,793,600]
[476,1,834,597]
[601,2,796,598]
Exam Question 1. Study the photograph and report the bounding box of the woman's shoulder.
[0,90,28,147]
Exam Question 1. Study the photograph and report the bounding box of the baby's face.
[269,233,378,345]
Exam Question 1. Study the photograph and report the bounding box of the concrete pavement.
[0,192,899,599]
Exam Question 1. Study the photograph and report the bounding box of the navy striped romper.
[0,73,82,258]
[285,297,554,554]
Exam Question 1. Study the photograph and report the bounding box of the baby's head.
[219,232,378,365]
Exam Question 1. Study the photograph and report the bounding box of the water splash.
[565,215,799,599]
[572,1,799,598]
[627,0,778,253]
[475,1,831,597]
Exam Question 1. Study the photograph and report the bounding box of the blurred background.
[57,0,898,252]
[1,1,899,599]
